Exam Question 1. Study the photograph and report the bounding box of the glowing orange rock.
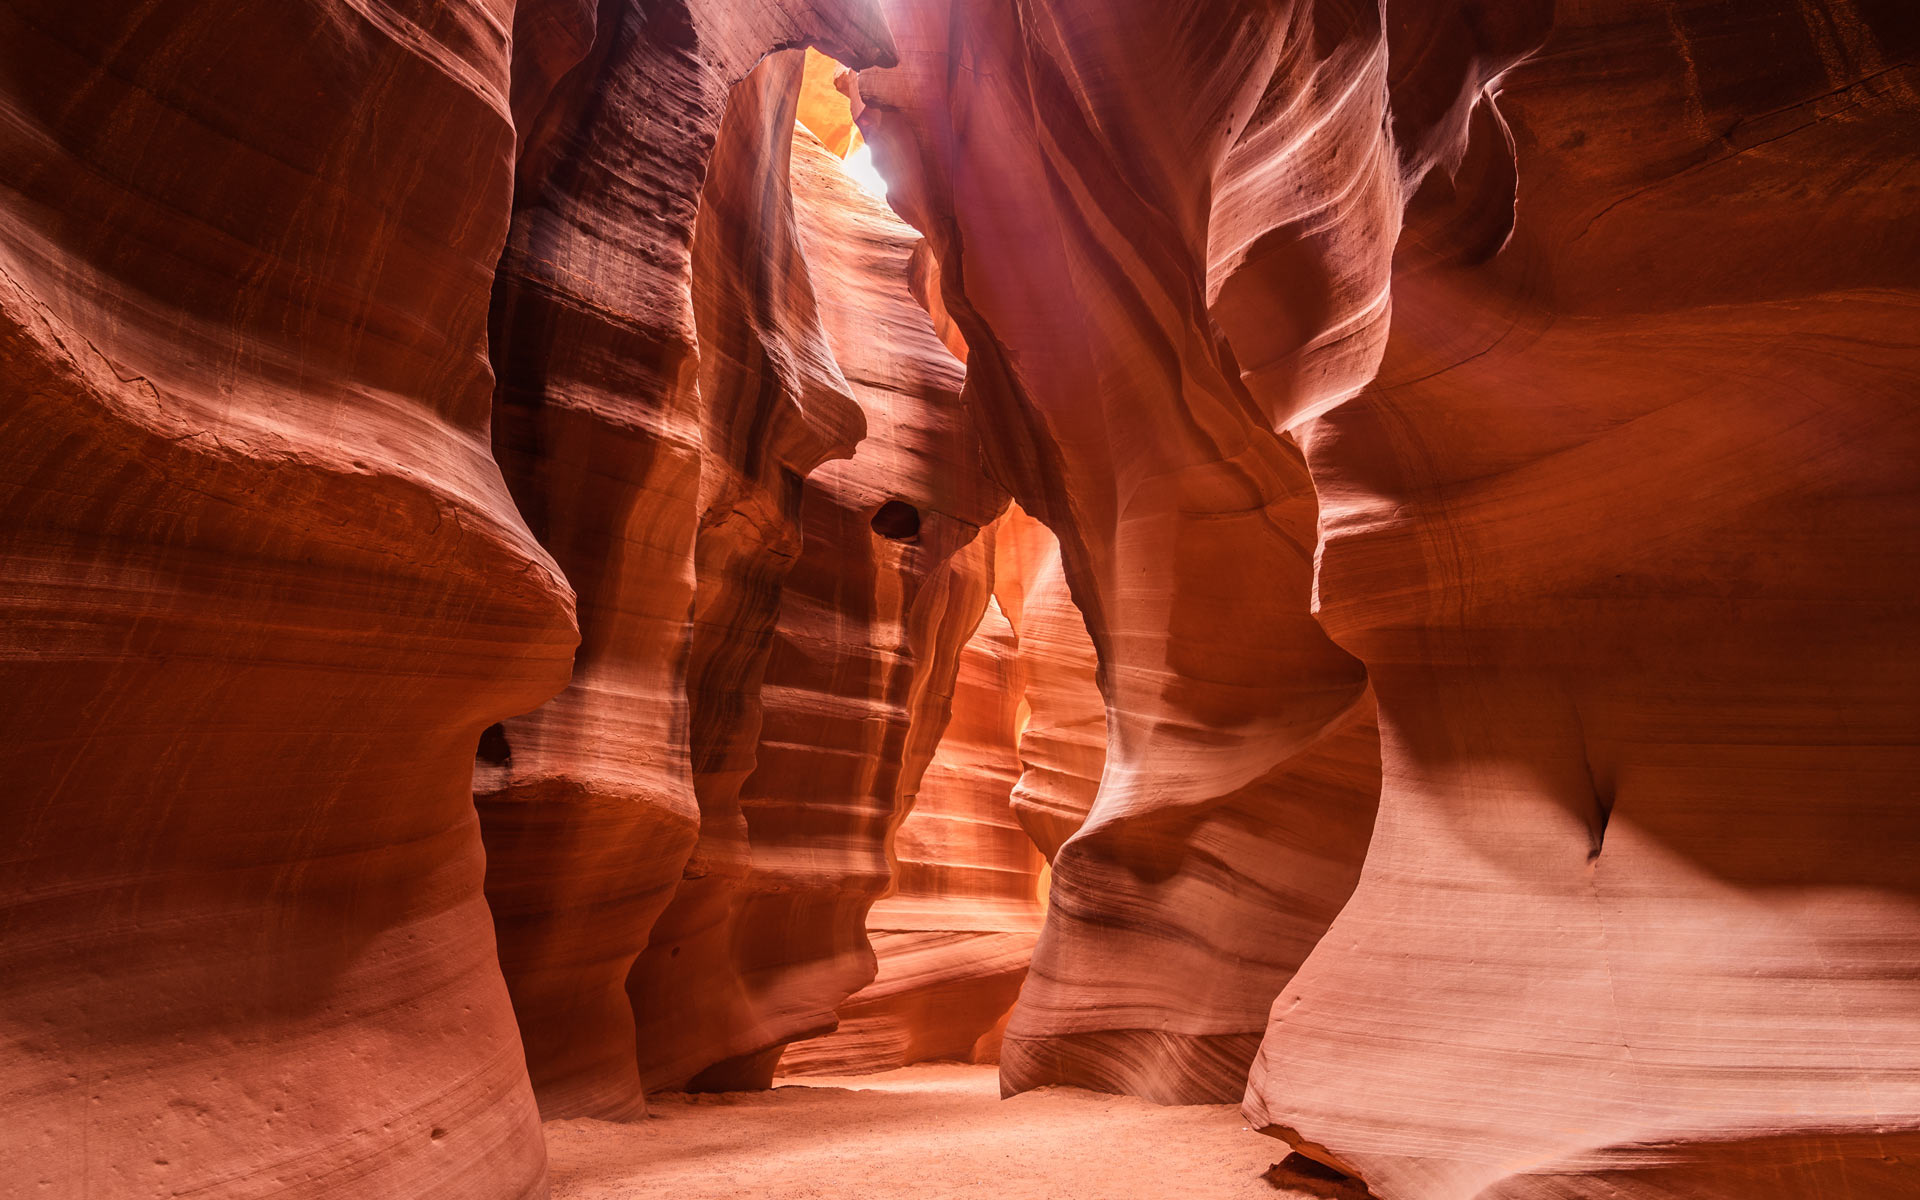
[853,0,1405,1103]
[782,579,1044,1076]
[479,2,895,1123]
[627,91,1006,1089]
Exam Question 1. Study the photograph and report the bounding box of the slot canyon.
[1,0,1915,1197]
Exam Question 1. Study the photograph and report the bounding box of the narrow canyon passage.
[1,2,1915,1199]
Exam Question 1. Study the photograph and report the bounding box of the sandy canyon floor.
[545,1063,1343,1199]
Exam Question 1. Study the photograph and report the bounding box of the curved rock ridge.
[8,2,1919,1197]
[620,46,867,1094]
[626,99,1007,1090]
[993,505,1106,864]
[0,0,589,1195]
[781,579,1046,1076]
[845,0,1540,1102]
[1245,4,1920,1197]
[478,0,895,1123]
[780,503,1114,1080]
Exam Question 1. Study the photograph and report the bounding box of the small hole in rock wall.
[870,500,921,541]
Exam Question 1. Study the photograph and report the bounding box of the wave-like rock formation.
[783,502,1117,1079]
[476,1,893,1123]
[994,505,1105,864]
[1245,4,1920,1197]
[850,0,1491,1103]
[627,88,1005,1091]
[851,0,1918,1193]
[782,574,1045,1076]
[0,1,586,1194]
[7,0,1919,1195]
[618,41,870,1096]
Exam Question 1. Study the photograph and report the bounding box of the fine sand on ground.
[545,1062,1352,1199]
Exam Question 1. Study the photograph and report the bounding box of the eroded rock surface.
[851,0,1920,1193]
[0,1,585,1194]
[627,106,1005,1090]
[782,577,1045,1076]
[477,0,896,1122]
[993,506,1105,866]
[851,0,1466,1103]
[1245,5,1920,1197]
[6,1,1918,1197]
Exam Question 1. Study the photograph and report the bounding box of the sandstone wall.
[626,107,1005,1091]
[475,0,895,1120]
[781,553,1044,1076]
[1246,4,1920,1196]
[0,1,590,1194]
[853,0,1918,1193]
[5,2,1916,1197]
[851,0,1452,1103]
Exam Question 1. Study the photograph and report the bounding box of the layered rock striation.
[781,571,1044,1076]
[627,99,1006,1091]
[850,0,1470,1103]
[1246,5,1920,1197]
[476,1,894,1121]
[854,0,1919,1194]
[0,1,588,1194]
[993,506,1106,866]
[5,1,1918,1197]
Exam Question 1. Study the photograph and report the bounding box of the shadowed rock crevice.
[1261,1152,1378,1199]
[870,499,923,540]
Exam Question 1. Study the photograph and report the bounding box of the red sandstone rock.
[783,505,1114,1080]
[993,505,1105,863]
[0,1,587,1195]
[8,0,1919,1196]
[616,45,868,1094]
[1245,5,1920,1196]
[798,48,864,159]
[782,580,1046,1076]
[626,101,1005,1090]
[854,0,1407,1103]
[478,2,894,1123]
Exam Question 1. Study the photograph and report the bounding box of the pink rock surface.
[782,582,1045,1076]
[627,97,1005,1091]
[478,2,894,1123]
[851,0,1428,1103]
[7,2,1918,1197]
[619,45,870,1095]
[1245,5,1920,1196]
[0,1,585,1194]
[993,505,1105,864]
